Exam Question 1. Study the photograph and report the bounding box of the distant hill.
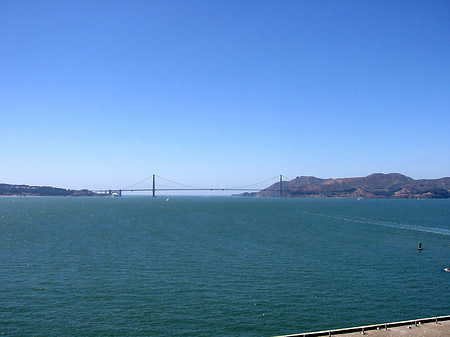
[242,173,450,199]
[0,183,99,197]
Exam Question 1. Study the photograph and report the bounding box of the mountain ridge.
[243,173,450,198]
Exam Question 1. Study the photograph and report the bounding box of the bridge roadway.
[95,188,266,192]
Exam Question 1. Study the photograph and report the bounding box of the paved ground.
[330,320,450,337]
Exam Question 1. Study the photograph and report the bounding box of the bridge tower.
[152,174,156,197]
[280,175,283,198]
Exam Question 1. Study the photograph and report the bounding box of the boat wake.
[302,212,450,236]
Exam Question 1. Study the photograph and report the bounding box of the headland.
[0,183,98,197]
[242,173,450,198]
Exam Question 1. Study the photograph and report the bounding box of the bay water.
[1,197,449,336]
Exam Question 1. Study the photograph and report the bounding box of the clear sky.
[1,0,449,191]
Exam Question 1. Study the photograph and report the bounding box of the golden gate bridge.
[93,174,291,197]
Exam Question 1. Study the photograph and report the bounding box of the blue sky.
[1,0,449,191]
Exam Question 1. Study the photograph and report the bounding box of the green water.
[1,197,449,336]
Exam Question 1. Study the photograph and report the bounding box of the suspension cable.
[122,174,290,191]
[122,174,154,190]
[231,175,280,189]
[155,175,200,189]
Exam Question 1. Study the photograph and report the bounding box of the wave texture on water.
[303,212,450,236]
[1,197,449,336]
